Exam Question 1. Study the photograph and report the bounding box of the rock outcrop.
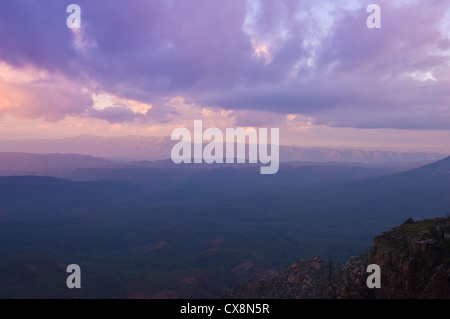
[224,217,450,299]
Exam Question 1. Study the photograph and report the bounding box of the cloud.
[0,0,449,129]
[195,0,450,129]
[0,63,92,121]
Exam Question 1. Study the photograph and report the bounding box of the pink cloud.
[0,0,449,130]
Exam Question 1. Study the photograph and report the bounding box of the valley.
[0,152,449,298]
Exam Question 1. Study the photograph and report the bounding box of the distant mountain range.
[0,152,432,185]
[0,135,445,163]
[0,152,113,173]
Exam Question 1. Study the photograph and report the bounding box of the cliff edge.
[224,217,450,299]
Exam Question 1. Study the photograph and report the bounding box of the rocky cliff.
[223,217,450,299]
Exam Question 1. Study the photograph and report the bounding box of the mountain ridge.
[0,135,445,163]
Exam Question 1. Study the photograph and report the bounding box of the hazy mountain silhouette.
[0,152,114,174]
[0,135,445,163]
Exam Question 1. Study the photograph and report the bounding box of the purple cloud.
[0,0,449,129]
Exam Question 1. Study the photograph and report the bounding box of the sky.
[0,0,450,152]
